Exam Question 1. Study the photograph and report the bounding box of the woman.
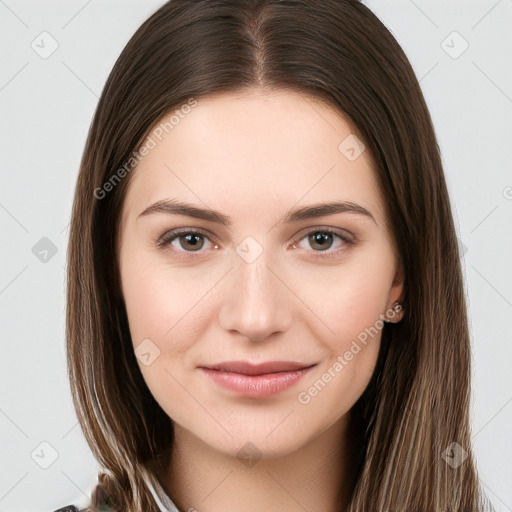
[57,0,494,511]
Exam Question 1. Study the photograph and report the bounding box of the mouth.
[198,360,318,398]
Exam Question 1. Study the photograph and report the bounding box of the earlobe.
[385,301,404,323]
[386,261,405,323]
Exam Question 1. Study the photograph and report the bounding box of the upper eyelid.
[158,227,214,243]
[158,226,353,247]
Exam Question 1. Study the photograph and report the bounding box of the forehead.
[122,89,386,228]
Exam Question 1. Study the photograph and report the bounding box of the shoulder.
[52,505,92,512]
[52,500,118,512]
[52,483,119,512]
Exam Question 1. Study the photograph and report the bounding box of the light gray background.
[1,1,511,511]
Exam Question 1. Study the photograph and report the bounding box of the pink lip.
[199,360,317,398]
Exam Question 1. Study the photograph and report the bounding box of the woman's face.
[118,89,403,458]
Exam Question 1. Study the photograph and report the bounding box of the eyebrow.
[137,198,377,226]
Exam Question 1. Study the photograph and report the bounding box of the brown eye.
[176,233,205,251]
[158,229,215,257]
[308,232,335,251]
[292,227,354,261]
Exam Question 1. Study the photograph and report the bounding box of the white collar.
[146,475,181,512]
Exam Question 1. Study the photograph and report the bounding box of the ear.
[386,258,405,323]
[391,258,404,302]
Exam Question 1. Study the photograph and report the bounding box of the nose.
[218,247,293,343]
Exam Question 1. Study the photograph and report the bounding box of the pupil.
[310,232,332,250]
[183,234,203,250]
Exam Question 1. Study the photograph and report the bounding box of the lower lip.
[200,366,314,398]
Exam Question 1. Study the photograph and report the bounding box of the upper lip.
[201,360,316,376]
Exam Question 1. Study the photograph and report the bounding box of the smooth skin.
[118,88,404,512]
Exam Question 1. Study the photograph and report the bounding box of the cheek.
[120,254,216,352]
[301,248,393,351]
[295,300,385,424]
[293,251,392,410]
[120,256,212,420]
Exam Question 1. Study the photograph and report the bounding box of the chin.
[176,408,328,462]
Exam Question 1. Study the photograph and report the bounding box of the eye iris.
[180,233,204,251]
[309,232,333,251]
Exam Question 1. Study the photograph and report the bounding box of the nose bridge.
[218,236,292,342]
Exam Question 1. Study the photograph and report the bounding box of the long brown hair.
[66,1,493,510]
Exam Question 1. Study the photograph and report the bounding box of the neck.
[159,414,357,512]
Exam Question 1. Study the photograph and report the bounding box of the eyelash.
[157,227,354,261]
